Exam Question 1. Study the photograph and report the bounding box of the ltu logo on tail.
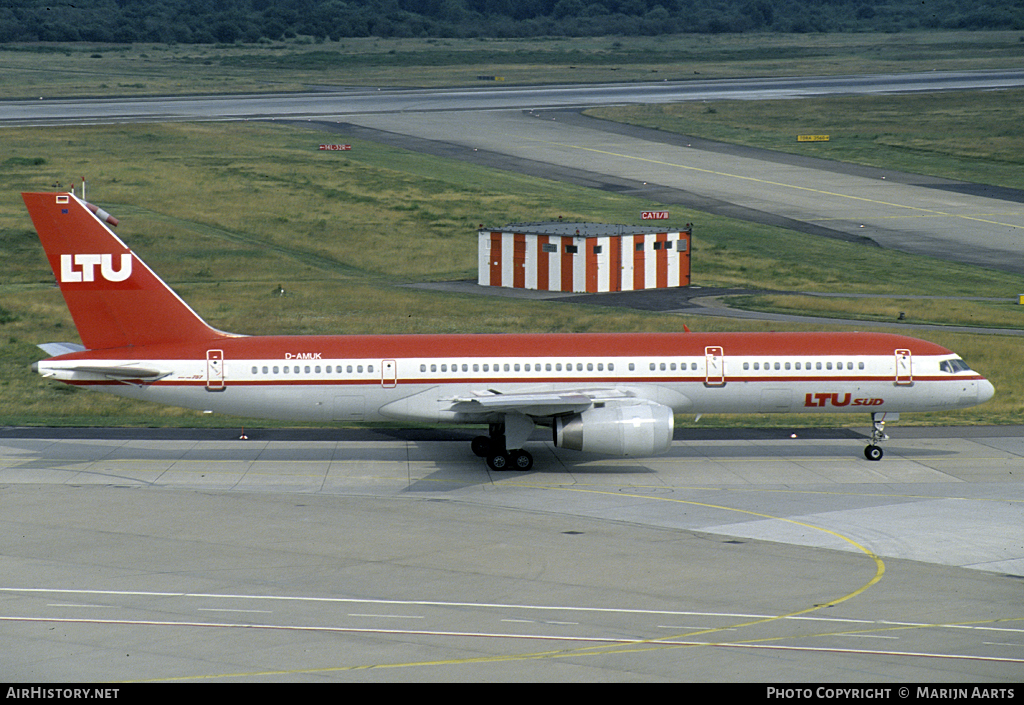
[60,254,132,283]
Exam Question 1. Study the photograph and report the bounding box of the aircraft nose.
[978,378,995,404]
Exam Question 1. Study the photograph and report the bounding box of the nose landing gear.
[864,412,896,461]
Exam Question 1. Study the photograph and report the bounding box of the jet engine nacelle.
[553,403,674,456]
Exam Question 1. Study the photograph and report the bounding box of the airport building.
[478,222,692,293]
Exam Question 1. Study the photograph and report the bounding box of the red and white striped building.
[478,222,692,293]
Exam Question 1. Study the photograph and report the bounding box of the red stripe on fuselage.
[47,331,953,362]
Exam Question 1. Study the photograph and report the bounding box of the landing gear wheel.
[471,436,492,458]
[486,452,511,471]
[864,445,884,461]
[509,449,533,471]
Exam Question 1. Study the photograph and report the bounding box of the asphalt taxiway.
[1,426,1022,681]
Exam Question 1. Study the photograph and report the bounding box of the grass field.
[2,31,1023,98]
[2,32,1022,429]
[2,118,1022,428]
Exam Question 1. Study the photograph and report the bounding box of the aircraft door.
[382,359,397,388]
[206,349,225,391]
[895,349,913,386]
[705,346,725,387]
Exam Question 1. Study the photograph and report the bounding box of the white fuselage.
[37,345,992,424]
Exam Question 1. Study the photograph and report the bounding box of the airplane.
[23,191,995,469]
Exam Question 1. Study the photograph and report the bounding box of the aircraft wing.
[451,387,638,417]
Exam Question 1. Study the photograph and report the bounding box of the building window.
[542,243,558,253]
[565,245,578,254]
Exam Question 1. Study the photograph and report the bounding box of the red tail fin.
[23,192,229,350]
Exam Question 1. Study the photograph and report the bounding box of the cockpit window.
[939,359,972,373]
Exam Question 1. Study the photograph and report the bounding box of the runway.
[2,427,1022,681]
[336,107,1024,275]
[5,72,1024,273]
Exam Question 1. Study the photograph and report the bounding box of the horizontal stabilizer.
[33,360,172,383]
[37,342,87,356]
[68,365,170,379]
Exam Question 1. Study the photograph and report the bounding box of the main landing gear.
[472,422,533,471]
[864,412,894,461]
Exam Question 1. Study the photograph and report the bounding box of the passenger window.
[251,366,257,374]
